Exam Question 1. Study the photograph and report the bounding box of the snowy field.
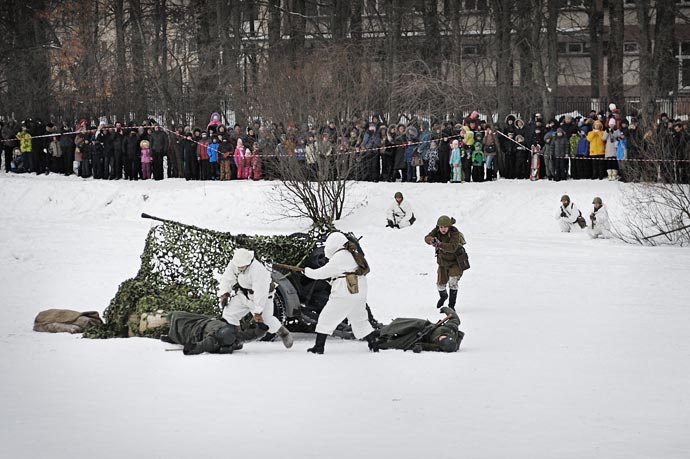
[1,174,688,459]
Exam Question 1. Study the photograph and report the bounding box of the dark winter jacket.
[552,132,569,158]
[149,129,168,152]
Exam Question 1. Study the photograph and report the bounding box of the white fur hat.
[231,248,254,268]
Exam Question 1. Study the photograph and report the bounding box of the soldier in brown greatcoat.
[424,215,466,310]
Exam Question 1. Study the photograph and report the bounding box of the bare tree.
[587,0,604,99]
[492,0,514,123]
[636,0,676,122]
[618,182,690,246]
[270,149,353,231]
[608,0,624,106]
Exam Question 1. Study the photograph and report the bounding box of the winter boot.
[364,330,380,353]
[612,169,619,181]
[607,169,613,181]
[307,333,328,354]
[448,289,458,310]
[436,290,449,309]
[160,334,174,344]
[278,325,294,349]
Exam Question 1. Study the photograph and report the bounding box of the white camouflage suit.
[386,198,415,228]
[588,204,613,239]
[217,258,282,334]
[304,233,374,339]
[555,201,582,232]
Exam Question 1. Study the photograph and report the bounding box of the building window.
[677,42,690,89]
[558,42,588,55]
[316,0,334,17]
[365,0,382,16]
[623,42,639,54]
[560,0,584,8]
[461,45,480,56]
[464,0,488,10]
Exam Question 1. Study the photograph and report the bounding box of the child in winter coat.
[234,138,246,179]
[250,143,262,180]
[217,135,232,181]
[471,141,485,182]
[140,139,152,179]
[542,133,555,180]
[450,139,462,183]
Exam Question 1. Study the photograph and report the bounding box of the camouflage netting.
[85,216,319,338]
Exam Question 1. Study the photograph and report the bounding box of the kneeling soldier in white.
[303,232,379,354]
[555,194,584,232]
[386,191,415,229]
[218,248,293,348]
[588,196,613,239]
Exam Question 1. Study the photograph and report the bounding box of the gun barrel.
[273,262,304,272]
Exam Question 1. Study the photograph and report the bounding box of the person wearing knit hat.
[588,197,612,239]
[424,215,467,310]
[386,191,416,229]
[555,195,585,232]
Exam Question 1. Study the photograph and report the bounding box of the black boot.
[307,333,328,354]
[436,290,448,309]
[448,289,458,310]
[160,334,174,344]
[364,330,380,353]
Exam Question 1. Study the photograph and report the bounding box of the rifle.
[272,262,304,273]
[403,315,452,352]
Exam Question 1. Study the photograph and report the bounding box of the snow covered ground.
[1,174,688,459]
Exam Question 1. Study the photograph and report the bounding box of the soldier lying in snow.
[376,307,464,353]
[161,311,269,355]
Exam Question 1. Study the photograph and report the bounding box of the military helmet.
[592,197,603,205]
[216,325,237,347]
[561,194,570,203]
[437,215,452,227]
[438,335,457,352]
[394,191,403,200]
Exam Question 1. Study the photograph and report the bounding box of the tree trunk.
[543,0,558,119]
[289,0,306,68]
[636,0,676,123]
[587,0,603,99]
[129,0,148,121]
[607,0,624,106]
[492,0,513,123]
[384,0,402,117]
[4,0,53,119]
[114,0,128,122]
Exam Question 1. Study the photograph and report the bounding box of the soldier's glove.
[183,342,203,356]
[431,238,442,249]
[590,213,596,221]
[560,211,567,218]
[220,292,230,307]
[412,343,423,354]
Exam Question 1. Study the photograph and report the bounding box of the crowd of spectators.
[1,106,688,184]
